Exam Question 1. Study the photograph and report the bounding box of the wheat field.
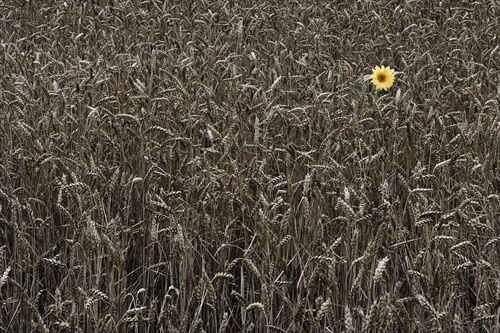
[1,1,499,332]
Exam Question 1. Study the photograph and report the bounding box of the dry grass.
[1,1,499,332]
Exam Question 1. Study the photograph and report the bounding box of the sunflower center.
[377,74,386,82]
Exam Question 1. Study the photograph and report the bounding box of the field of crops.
[1,1,499,332]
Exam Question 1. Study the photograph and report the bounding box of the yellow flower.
[369,65,395,91]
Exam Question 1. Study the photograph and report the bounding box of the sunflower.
[369,65,395,91]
